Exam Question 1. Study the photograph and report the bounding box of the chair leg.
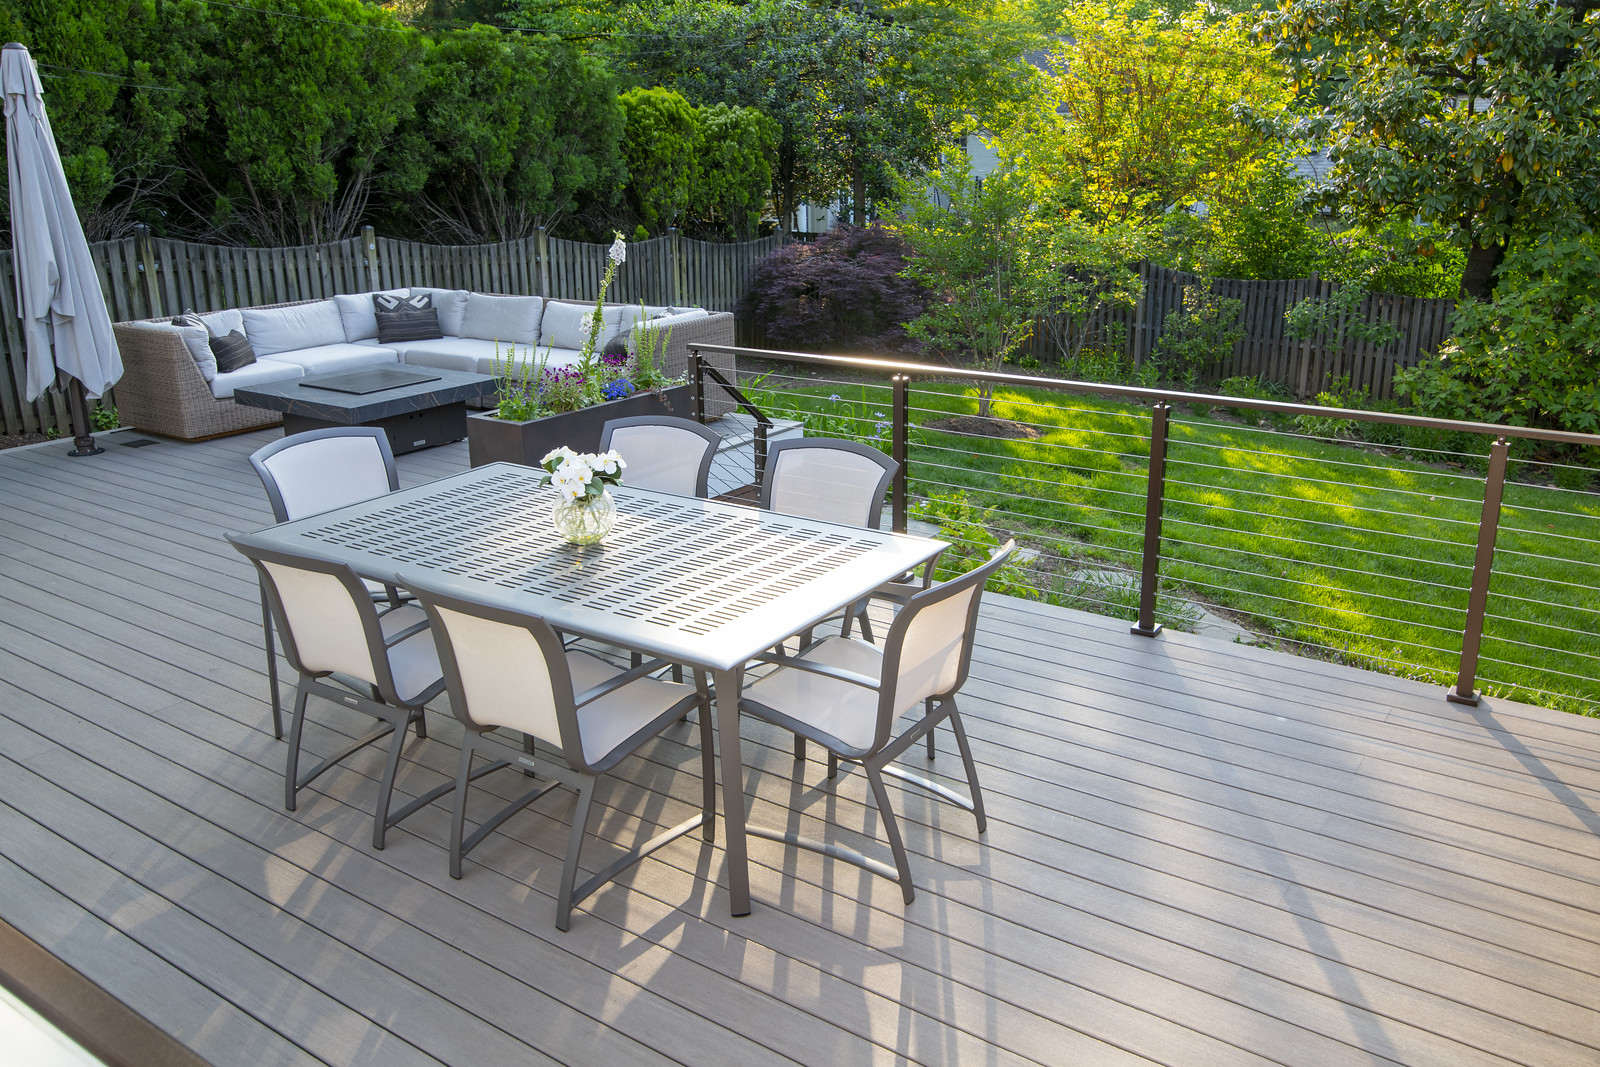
[827,751,839,780]
[260,586,282,740]
[864,764,915,904]
[925,697,936,761]
[793,734,806,762]
[372,711,413,851]
[412,707,428,740]
[522,732,537,777]
[557,780,597,932]
[449,740,477,879]
[945,699,987,834]
[283,681,311,812]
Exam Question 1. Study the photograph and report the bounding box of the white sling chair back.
[739,541,1015,904]
[599,415,721,498]
[226,532,447,851]
[249,427,402,739]
[760,436,896,529]
[405,574,715,931]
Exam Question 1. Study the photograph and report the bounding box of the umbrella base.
[67,438,103,457]
[64,377,103,457]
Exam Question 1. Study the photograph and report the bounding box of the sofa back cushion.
[460,293,542,344]
[166,317,218,381]
[539,299,590,351]
[334,288,409,342]
[410,287,470,336]
[241,299,345,356]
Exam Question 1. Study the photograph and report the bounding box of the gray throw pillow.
[211,330,257,374]
[374,292,443,343]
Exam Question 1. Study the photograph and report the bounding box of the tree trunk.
[852,157,866,227]
[1460,240,1505,301]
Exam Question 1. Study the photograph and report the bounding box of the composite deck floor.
[0,427,1597,1067]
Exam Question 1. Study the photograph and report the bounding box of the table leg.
[713,665,751,917]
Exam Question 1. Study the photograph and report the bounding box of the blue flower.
[602,378,635,401]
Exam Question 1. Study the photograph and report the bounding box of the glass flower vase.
[551,488,617,545]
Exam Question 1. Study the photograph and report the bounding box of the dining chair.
[599,414,721,498]
[760,436,899,644]
[226,533,449,850]
[739,540,1015,904]
[249,426,403,740]
[404,574,716,931]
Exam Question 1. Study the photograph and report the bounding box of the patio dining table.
[243,460,947,916]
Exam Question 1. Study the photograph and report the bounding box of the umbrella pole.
[64,376,102,457]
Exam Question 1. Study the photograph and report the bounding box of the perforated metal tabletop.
[251,462,946,673]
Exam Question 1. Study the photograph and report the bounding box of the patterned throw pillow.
[373,292,443,343]
[211,330,257,374]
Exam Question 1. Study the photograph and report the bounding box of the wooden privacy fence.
[1029,262,1458,401]
[0,228,783,437]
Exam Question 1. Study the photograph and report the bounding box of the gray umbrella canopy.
[3,42,120,404]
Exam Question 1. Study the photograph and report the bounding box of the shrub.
[1394,234,1600,436]
[737,225,930,352]
[1150,285,1244,386]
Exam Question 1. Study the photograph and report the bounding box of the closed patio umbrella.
[4,41,120,456]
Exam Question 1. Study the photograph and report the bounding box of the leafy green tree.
[1259,0,1600,299]
[690,104,778,238]
[890,162,1143,417]
[618,86,699,234]
[391,26,623,241]
[179,0,422,244]
[1394,234,1600,434]
[1001,0,1290,224]
[615,0,1022,233]
[0,0,198,240]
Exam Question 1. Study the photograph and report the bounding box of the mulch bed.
[0,432,49,450]
[922,415,1041,440]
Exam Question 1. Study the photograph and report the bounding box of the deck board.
[1,427,1597,1066]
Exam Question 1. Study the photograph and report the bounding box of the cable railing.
[689,343,1600,718]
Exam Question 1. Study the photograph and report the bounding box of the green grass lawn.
[747,374,1600,716]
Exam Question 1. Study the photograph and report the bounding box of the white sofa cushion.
[258,343,399,376]
[241,299,346,356]
[410,287,470,336]
[161,320,217,381]
[197,308,245,337]
[333,288,409,342]
[460,293,542,344]
[210,357,303,399]
[387,336,512,374]
[539,300,592,350]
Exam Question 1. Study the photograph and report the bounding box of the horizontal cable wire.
[1477,656,1600,690]
[1174,432,1492,485]
[1171,418,1494,469]
[1166,558,1466,627]
[1477,623,1600,657]
[911,419,1152,456]
[1170,452,1486,508]
[1161,488,1478,545]
[1168,570,1466,634]
[914,438,1150,474]
[1477,569,1600,598]
[1164,469,1484,533]
[1472,673,1600,710]
[1166,577,1467,657]
[1156,530,1471,591]
[1157,517,1475,576]
[1493,526,1600,551]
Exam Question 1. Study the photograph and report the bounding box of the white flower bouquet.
[538,446,627,502]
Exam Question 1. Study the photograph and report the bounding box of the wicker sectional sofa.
[112,289,736,441]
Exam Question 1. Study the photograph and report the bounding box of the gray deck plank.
[3,430,1598,1066]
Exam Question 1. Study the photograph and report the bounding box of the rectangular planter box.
[467,384,694,468]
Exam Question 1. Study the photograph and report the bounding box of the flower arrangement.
[537,446,626,502]
[488,232,682,421]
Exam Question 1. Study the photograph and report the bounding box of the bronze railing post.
[1132,401,1170,637]
[360,225,378,290]
[536,225,550,298]
[690,350,706,424]
[891,374,909,533]
[1449,437,1511,706]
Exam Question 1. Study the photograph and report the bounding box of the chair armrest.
[749,651,881,691]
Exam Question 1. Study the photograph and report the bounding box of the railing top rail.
[693,343,1600,450]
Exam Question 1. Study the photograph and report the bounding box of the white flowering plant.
[537,446,627,502]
